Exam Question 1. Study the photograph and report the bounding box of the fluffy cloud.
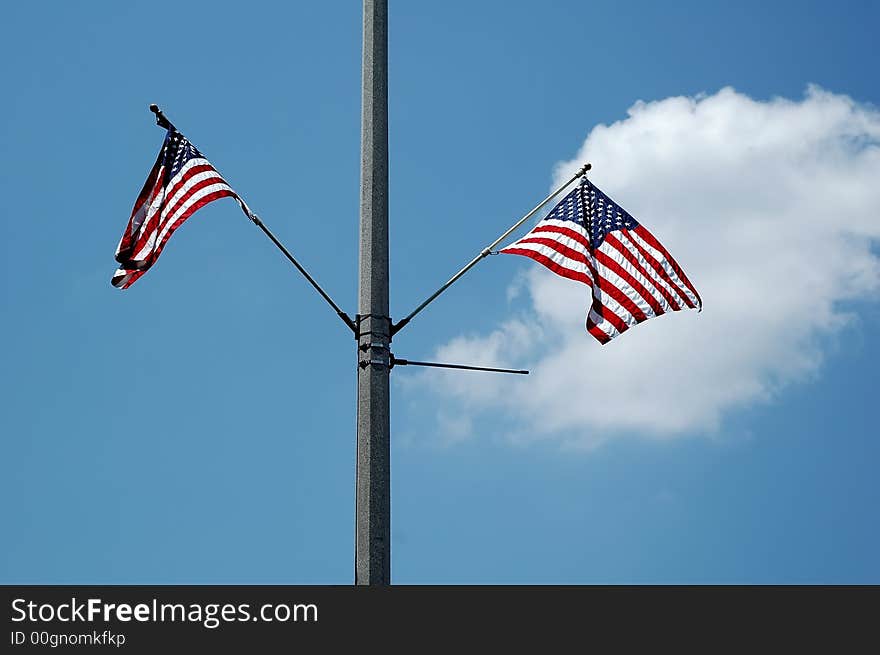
[407,86,880,449]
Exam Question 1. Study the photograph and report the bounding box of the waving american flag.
[500,178,701,343]
[111,128,253,289]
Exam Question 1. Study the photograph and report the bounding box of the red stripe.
[138,166,226,247]
[129,172,229,257]
[634,225,702,308]
[520,225,663,320]
[530,224,591,250]
[512,236,588,267]
[126,164,224,255]
[145,188,236,264]
[136,166,167,221]
[163,165,223,209]
[603,232,681,312]
[595,245,665,317]
[127,150,166,221]
[621,229,695,310]
[116,188,236,282]
[500,248,593,286]
[589,295,667,343]
[588,295,631,335]
[586,315,612,344]
[115,164,166,262]
[582,256,647,324]
[161,174,228,230]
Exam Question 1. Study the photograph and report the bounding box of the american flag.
[112,128,253,288]
[500,178,701,343]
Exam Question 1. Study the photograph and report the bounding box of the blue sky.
[1,0,878,583]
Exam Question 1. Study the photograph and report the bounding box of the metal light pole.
[355,0,391,585]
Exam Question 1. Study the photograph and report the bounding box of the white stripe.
[598,239,675,315]
[507,241,641,329]
[502,241,590,279]
[156,180,232,242]
[626,230,699,308]
[128,168,165,237]
[514,231,590,265]
[115,169,165,258]
[160,159,225,215]
[582,256,643,328]
[535,218,591,240]
[589,285,641,331]
[594,257,658,320]
[507,218,642,329]
[611,232,687,312]
[128,187,169,251]
[504,217,591,249]
[587,306,619,340]
[130,181,232,262]
[626,230,698,309]
[129,158,225,248]
[137,170,225,244]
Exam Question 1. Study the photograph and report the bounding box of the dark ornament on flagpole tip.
[148,104,174,130]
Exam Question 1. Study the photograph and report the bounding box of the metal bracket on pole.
[354,314,393,341]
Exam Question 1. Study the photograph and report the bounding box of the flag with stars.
[111,128,254,289]
[500,177,701,343]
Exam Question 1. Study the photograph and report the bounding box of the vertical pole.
[356,0,391,585]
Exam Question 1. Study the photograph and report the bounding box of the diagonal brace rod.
[391,163,591,336]
[249,214,357,333]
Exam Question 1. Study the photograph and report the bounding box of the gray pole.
[356,0,391,585]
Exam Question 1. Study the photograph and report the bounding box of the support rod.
[391,163,591,336]
[250,215,357,333]
[392,357,528,375]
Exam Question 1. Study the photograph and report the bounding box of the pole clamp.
[359,354,392,369]
[355,314,393,342]
[359,341,389,353]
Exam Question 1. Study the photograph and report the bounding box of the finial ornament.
[148,104,173,130]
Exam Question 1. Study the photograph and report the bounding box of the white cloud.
[407,86,880,449]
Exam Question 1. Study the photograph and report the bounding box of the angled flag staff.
[112,105,356,333]
[390,163,593,336]
[391,166,701,343]
[111,0,699,586]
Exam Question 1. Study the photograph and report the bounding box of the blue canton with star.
[582,179,639,248]
[161,129,206,181]
[544,178,640,249]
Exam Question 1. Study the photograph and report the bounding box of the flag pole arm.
[390,162,591,336]
[248,214,357,333]
[390,356,528,375]
[146,104,357,335]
